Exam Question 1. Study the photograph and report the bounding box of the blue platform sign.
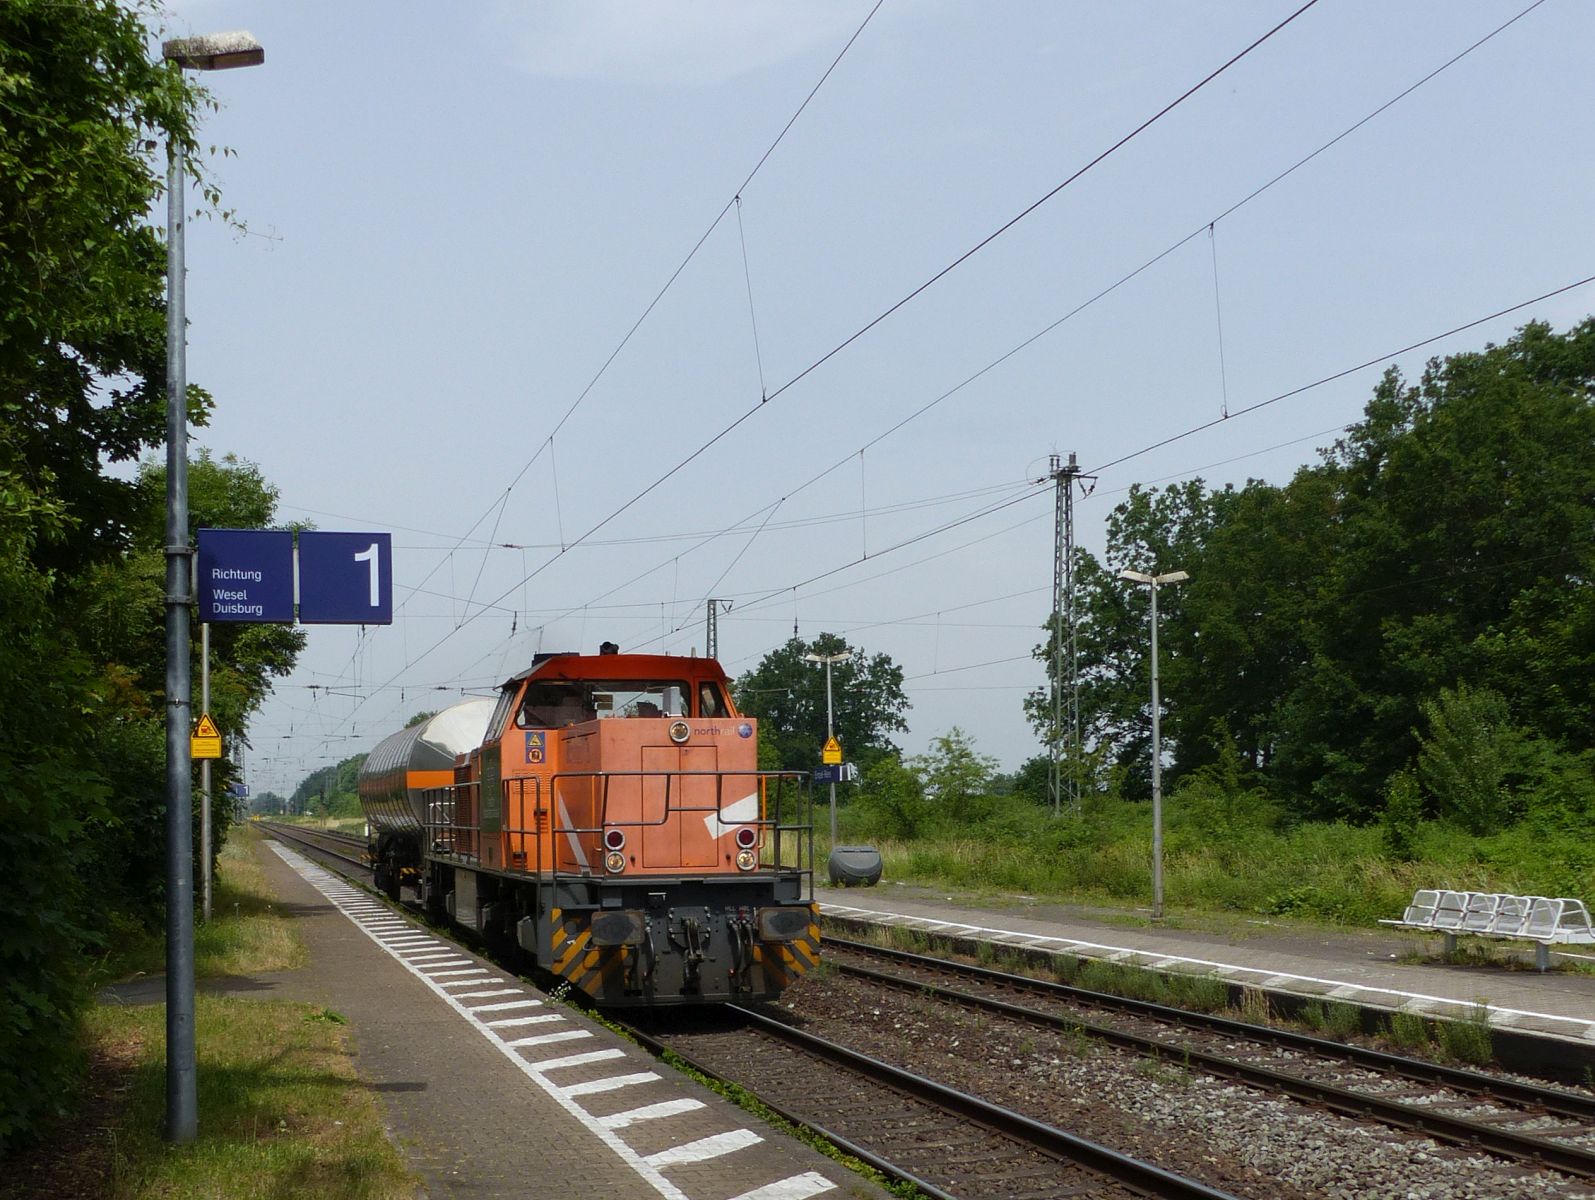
[297,531,393,624]
[196,529,295,623]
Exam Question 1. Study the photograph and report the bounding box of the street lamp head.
[1119,568,1188,586]
[163,31,264,70]
[803,651,850,665]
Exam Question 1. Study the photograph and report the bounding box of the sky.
[154,0,1595,796]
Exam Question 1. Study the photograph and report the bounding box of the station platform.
[818,884,1595,1047]
[253,838,883,1200]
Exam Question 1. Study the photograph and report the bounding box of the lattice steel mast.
[1049,453,1094,814]
[705,598,730,660]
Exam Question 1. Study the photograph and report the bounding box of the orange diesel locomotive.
[358,646,820,1007]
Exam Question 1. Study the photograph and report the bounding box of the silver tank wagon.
[359,699,494,895]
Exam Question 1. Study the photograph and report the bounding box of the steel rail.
[825,935,1595,1120]
[724,1006,1239,1199]
[258,821,371,873]
[828,939,1595,1180]
[616,1019,962,1200]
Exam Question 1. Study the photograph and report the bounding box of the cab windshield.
[515,679,693,728]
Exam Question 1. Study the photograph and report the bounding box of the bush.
[1416,684,1521,835]
[0,549,109,1153]
[1381,768,1423,860]
[847,756,930,840]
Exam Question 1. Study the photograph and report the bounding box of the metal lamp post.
[1118,568,1188,922]
[161,29,263,1145]
[802,650,850,843]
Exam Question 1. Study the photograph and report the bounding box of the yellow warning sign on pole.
[822,736,842,765]
[191,713,223,760]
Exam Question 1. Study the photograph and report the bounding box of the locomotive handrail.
[421,766,815,880]
[543,769,812,875]
[549,768,808,826]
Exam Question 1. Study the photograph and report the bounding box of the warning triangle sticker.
[195,714,220,738]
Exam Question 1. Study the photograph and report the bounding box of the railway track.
[824,935,1595,1183]
[261,824,1592,1194]
[623,1008,1240,1200]
[256,821,370,874]
[257,822,1236,1197]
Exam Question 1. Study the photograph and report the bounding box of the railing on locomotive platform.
[422,769,814,891]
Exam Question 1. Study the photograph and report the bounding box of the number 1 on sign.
[354,542,379,606]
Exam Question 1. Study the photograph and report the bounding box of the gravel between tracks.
[774,971,1595,1200]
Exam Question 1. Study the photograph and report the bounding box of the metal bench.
[1380,889,1595,970]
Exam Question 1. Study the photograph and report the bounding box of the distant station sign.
[196,529,295,622]
[814,763,858,785]
[298,531,393,625]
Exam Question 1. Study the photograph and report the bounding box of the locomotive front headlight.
[668,719,690,744]
[604,850,627,874]
[735,848,757,871]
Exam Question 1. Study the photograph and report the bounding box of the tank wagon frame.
[360,649,820,1008]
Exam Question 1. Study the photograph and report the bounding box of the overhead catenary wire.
[1090,271,1595,476]
[1208,222,1230,420]
[734,195,768,400]
[376,0,888,628]
[340,0,1323,715]
[759,0,1322,409]
[317,0,1515,699]
[839,0,1550,467]
[268,263,1588,776]
[623,482,1050,655]
[260,1,1550,786]
[478,0,1321,606]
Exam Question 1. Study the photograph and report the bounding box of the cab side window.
[698,684,727,719]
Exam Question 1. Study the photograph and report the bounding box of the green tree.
[69,453,305,904]
[1415,684,1523,836]
[249,790,288,816]
[1028,480,1225,797]
[0,459,111,1152]
[848,755,930,840]
[1276,321,1595,817]
[910,727,997,825]
[1,0,218,572]
[1034,320,1595,823]
[734,633,909,772]
[291,754,369,819]
[0,0,223,1149]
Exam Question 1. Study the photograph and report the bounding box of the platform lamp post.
[161,30,264,1145]
[802,649,850,844]
[1118,568,1187,923]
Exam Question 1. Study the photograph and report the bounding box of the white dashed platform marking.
[823,901,1595,1042]
[270,842,835,1200]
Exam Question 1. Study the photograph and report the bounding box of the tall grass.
[90,998,415,1199]
[834,789,1588,926]
[70,823,414,1198]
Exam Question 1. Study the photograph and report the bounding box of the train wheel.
[379,860,401,902]
[423,876,447,924]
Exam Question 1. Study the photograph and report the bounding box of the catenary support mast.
[1049,452,1094,814]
